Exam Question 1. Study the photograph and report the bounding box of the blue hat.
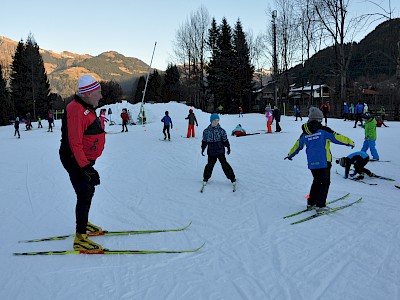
[210,113,220,123]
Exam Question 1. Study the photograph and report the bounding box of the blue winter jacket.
[288,121,355,169]
[202,124,230,156]
[347,151,369,160]
[355,104,364,114]
[161,115,172,126]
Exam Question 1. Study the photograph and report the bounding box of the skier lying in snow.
[231,124,246,136]
[336,151,375,179]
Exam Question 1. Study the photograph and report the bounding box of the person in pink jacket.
[265,107,273,133]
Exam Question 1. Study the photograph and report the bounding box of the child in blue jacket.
[285,107,355,214]
[161,111,173,140]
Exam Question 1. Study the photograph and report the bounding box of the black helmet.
[336,157,347,168]
[362,113,371,119]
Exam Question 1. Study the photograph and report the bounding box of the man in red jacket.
[59,74,105,250]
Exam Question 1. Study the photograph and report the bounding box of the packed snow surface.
[1,102,399,299]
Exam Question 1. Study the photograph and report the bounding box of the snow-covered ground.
[1,101,399,300]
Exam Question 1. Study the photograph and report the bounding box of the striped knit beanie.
[78,75,101,94]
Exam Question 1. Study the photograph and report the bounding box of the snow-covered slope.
[1,102,399,299]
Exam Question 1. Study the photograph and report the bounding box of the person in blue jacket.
[201,113,235,183]
[285,107,355,214]
[343,102,349,121]
[161,111,173,140]
[354,101,364,128]
[336,151,375,179]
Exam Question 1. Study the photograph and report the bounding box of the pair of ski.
[336,169,395,185]
[336,169,374,185]
[14,222,205,256]
[200,181,236,193]
[284,193,363,225]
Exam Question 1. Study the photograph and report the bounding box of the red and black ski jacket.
[60,95,105,168]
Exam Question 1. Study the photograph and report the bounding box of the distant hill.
[288,18,400,88]
[0,36,151,97]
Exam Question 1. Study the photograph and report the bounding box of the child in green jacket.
[361,113,379,160]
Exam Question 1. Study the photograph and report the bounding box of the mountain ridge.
[0,35,151,97]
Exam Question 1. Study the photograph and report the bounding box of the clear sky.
[1,0,398,70]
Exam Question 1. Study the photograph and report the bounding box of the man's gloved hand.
[201,151,205,156]
[83,165,100,186]
[284,156,292,160]
[227,147,231,155]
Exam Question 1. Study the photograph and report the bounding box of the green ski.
[291,197,363,225]
[14,243,205,256]
[19,222,192,243]
[283,193,350,219]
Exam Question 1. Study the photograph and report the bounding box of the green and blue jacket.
[287,120,355,169]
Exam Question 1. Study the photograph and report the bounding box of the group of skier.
[13,110,55,138]
[285,106,380,215]
[58,75,241,251]
[57,74,389,251]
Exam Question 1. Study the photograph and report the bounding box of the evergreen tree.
[147,70,162,103]
[99,80,122,106]
[232,20,255,113]
[10,40,28,117]
[207,18,236,112]
[24,34,50,120]
[133,76,146,104]
[162,64,181,102]
[0,65,13,125]
[10,34,50,120]
[206,18,220,109]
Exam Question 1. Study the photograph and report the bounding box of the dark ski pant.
[354,113,363,127]
[323,113,328,124]
[308,163,331,208]
[163,125,171,139]
[14,128,20,137]
[60,153,96,234]
[122,120,128,132]
[353,157,372,176]
[275,121,281,132]
[203,154,235,182]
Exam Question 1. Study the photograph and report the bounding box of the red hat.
[78,75,101,94]
[189,109,193,113]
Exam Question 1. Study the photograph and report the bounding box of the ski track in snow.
[1,102,399,299]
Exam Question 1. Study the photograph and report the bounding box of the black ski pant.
[354,157,372,176]
[122,120,128,132]
[323,113,328,124]
[14,128,20,137]
[308,163,331,208]
[60,153,96,234]
[275,121,281,132]
[354,113,363,127]
[163,125,170,139]
[203,154,235,182]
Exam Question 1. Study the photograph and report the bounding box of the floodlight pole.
[272,10,278,107]
[139,42,157,125]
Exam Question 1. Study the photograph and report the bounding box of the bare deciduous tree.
[172,5,210,108]
[313,0,367,111]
